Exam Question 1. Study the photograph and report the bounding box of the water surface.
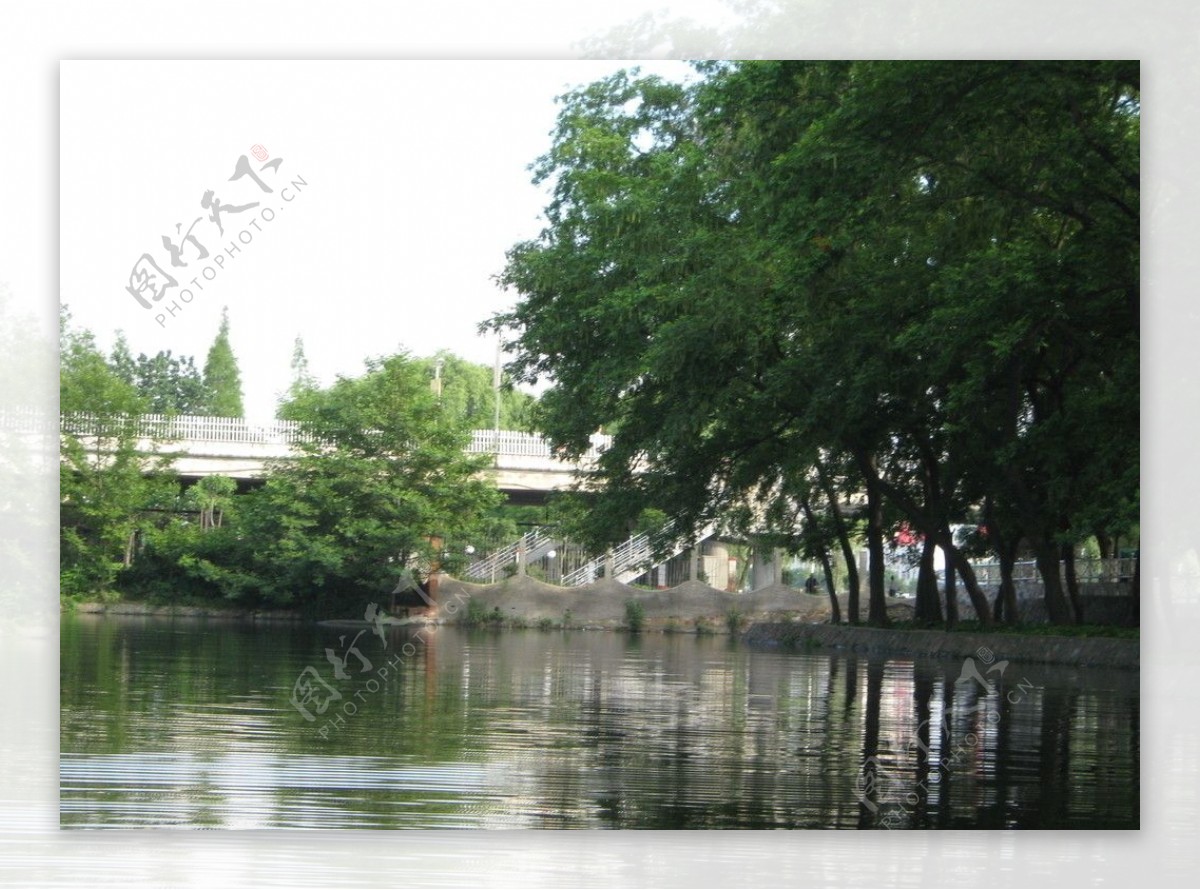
[60,615,1139,829]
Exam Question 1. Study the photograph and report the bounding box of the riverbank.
[64,600,304,621]
[744,621,1139,669]
[65,576,1139,669]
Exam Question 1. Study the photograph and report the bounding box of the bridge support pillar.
[750,547,785,591]
[604,549,615,580]
[517,540,527,576]
[690,546,702,584]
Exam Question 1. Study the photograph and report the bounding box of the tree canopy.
[489,61,1139,626]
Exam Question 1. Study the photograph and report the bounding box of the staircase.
[464,527,558,582]
[560,519,719,587]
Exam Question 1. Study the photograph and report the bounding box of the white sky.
[61,60,698,420]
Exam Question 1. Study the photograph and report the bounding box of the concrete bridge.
[60,413,611,504]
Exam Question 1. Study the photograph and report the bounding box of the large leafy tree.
[110,334,209,415]
[491,61,1138,626]
[232,352,504,613]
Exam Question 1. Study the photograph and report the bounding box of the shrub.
[624,599,645,632]
[725,608,744,635]
[460,598,490,626]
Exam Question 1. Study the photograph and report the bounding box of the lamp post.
[433,356,444,400]
[492,337,502,459]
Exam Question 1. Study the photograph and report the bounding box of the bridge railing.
[467,430,611,462]
[59,413,612,461]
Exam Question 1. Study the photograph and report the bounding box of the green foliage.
[183,475,237,530]
[288,335,317,401]
[414,350,537,430]
[460,598,491,627]
[490,61,1139,628]
[110,336,209,415]
[725,607,744,635]
[60,308,178,599]
[227,352,502,612]
[624,598,645,632]
[536,616,555,631]
[119,351,505,614]
[202,307,245,417]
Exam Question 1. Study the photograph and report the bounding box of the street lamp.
[432,357,445,400]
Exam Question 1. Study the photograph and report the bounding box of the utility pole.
[493,336,502,459]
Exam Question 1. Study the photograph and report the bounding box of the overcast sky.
[61,60,697,420]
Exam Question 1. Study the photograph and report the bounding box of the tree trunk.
[1095,531,1113,561]
[915,533,943,626]
[943,554,958,628]
[995,539,1019,625]
[857,451,889,627]
[1062,541,1084,624]
[799,493,841,625]
[1035,536,1072,624]
[818,548,841,625]
[949,547,993,627]
[822,474,861,625]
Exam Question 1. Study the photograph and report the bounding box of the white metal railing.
[969,557,1138,585]
[57,412,611,463]
[560,518,719,587]
[463,527,558,582]
[466,429,611,461]
[61,412,316,445]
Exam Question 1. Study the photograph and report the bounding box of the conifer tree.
[202,307,245,417]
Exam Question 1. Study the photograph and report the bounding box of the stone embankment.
[435,576,836,630]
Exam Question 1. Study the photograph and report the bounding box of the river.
[60,614,1138,829]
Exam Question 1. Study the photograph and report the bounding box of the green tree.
[184,475,238,530]
[415,350,537,430]
[225,352,503,612]
[287,335,317,401]
[202,307,245,417]
[60,308,175,598]
[490,61,1138,627]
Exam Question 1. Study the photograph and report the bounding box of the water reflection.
[61,615,1138,829]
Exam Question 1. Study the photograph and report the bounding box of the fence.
[59,413,611,461]
[968,557,1138,592]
